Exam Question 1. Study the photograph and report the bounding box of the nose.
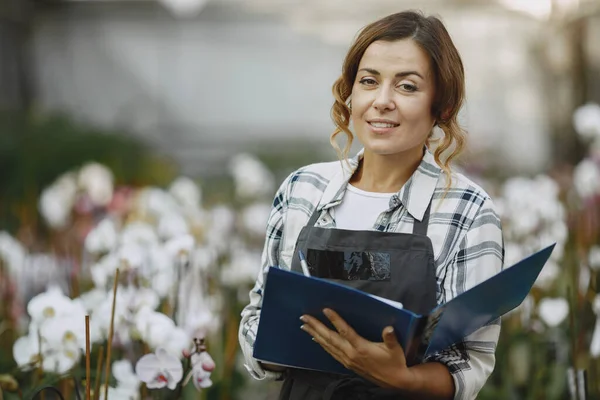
[372,86,396,112]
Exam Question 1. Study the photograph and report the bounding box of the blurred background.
[1,0,600,399]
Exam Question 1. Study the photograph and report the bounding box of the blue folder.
[253,243,556,375]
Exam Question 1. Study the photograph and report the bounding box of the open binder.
[253,243,556,375]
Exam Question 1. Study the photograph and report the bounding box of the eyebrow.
[358,68,424,80]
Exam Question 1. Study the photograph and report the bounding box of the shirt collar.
[318,147,442,222]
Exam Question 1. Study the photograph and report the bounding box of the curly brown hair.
[330,10,466,183]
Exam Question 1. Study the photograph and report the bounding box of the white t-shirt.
[334,184,395,230]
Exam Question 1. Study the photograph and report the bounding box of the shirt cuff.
[425,342,473,400]
[240,334,284,381]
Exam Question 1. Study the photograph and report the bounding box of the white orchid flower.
[134,308,176,349]
[240,203,271,237]
[39,176,77,229]
[41,314,87,350]
[93,285,164,344]
[140,188,181,219]
[42,341,81,374]
[229,153,275,199]
[117,243,146,270]
[78,162,114,207]
[573,158,600,199]
[128,287,160,312]
[220,247,261,287]
[0,231,26,278]
[93,288,133,344]
[591,295,600,358]
[190,351,215,390]
[538,297,569,327]
[589,246,600,270]
[97,359,140,400]
[98,386,139,400]
[148,246,173,273]
[209,206,235,236]
[573,102,600,141]
[120,222,159,248]
[39,315,85,373]
[157,213,189,241]
[165,234,195,260]
[79,288,108,313]
[181,308,219,339]
[135,348,183,390]
[147,247,175,296]
[14,320,82,374]
[85,218,118,255]
[206,206,236,255]
[150,270,175,298]
[161,327,191,358]
[133,307,190,355]
[90,253,119,289]
[27,286,84,323]
[186,207,209,233]
[192,247,216,272]
[169,177,202,211]
[110,359,141,398]
[12,329,42,369]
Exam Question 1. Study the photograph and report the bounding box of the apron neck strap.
[307,203,431,235]
[307,206,322,227]
[412,203,431,236]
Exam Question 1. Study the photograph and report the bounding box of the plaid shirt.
[239,149,504,400]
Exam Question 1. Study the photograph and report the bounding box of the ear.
[440,108,452,123]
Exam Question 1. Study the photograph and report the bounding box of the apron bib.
[278,204,437,400]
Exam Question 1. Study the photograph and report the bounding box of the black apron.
[278,203,438,400]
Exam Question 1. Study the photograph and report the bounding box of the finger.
[322,308,361,346]
[301,323,349,365]
[301,314,346,346]
[300,319,342,350]
[300,321,326,343]
[382,326,399,350]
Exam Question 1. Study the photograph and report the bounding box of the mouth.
[368,121,399,128]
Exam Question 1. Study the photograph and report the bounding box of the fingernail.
[300,324,306,330]
[300,316,307,322]
[386,327,394,334]
[322,309,332,317]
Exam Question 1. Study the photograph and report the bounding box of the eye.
[399,83,417,92]
[359,78,377,86]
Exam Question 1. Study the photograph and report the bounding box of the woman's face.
[350,39,436,158]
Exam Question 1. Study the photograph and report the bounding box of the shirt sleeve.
[425,196,504,400]
[238,172,294,381]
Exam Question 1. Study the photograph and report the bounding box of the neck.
[350,147,425,193]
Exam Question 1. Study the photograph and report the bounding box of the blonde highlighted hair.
[330,10,466,183]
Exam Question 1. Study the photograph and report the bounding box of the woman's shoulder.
[435,169,497,213]
[291,159,347,179]
[280,159,348,195]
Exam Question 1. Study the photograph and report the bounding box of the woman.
[239,10,503,400]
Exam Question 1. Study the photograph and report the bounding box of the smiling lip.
[367,119,399,134]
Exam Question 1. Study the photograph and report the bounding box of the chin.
[363,140,422,158]
[362,140,403,155]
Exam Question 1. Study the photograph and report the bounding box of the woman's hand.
[300,308,415,389]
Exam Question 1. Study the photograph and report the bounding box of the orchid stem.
[175,356,191,400]
[93,346,104,400]
[103,268,120,400]
[85,315,91,400]
[172,255,185,323]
